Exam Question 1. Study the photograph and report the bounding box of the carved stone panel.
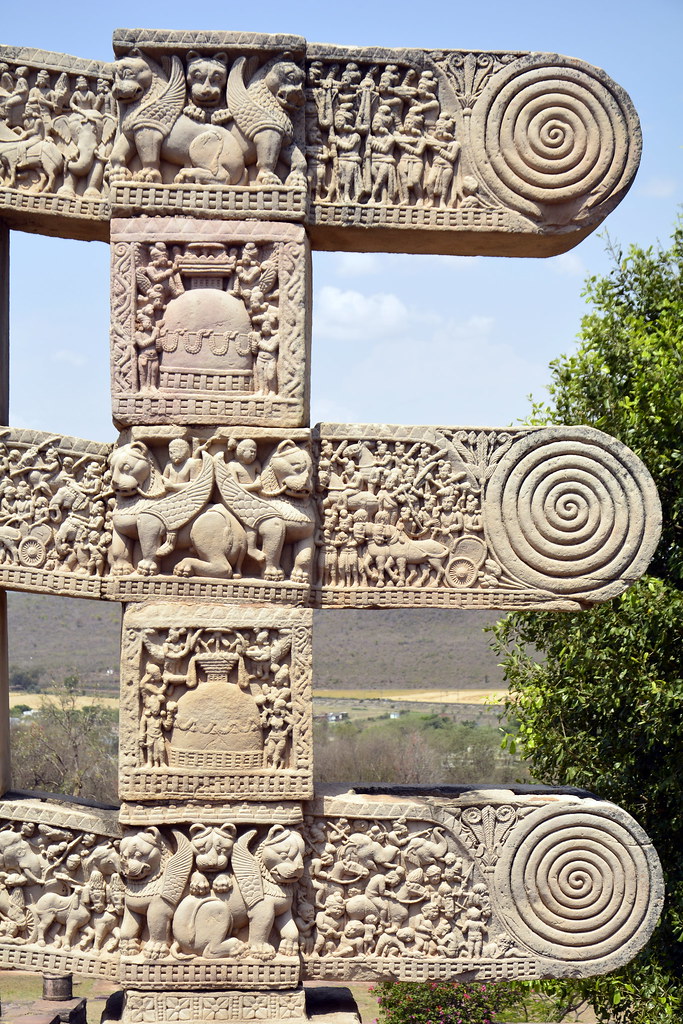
[106,428,316,605]
[0,427,112,599]
[0,796,121,980]
[313,423,661,609]
[119,602,313,805]
[0,46,113,240]
[305,45,641,256]
[299,787,664,982]
[118,819,305,989]
[110,219,310,428]
[109,31,307,223]
[122,989,306,1024]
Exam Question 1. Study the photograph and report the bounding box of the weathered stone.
[110,219,310,429]
[119,602,313,806]
[315,423,661,607]
[0,21,665,1022]
[0,34,641,256]
[300,786,664,982]
[0,46,113,241]
[0,428,112,599]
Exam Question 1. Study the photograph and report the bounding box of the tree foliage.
[10,675,118,804]
[492,224,683,1022]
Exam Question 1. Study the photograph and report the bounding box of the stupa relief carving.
[315,423,661,608]
[110,219,310,427]
[119,602,313,805]
[0,23,666,1024]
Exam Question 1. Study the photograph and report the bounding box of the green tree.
[492,224,683,1023]
[10,674,118,803]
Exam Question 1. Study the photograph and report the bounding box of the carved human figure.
[330,110,363,203]
[424,115,460,208]
[162,439,202,490]
[367,105,398,204]
[395,110,427,206]
[134,311,161,390]
[252,319,279,395]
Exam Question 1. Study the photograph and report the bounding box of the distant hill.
[6,594,507,693]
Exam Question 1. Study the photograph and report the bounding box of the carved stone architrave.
[119,602,313,805]
[305,44,642,256]
[110,219,311,428]
[0,33,641,257]
[106,426,316,605]
[0,46,113,241]
[0,795,121,980]
[108,31,308,223]
[299,786,664,982]
[0,427,112,599]
[313,422,661,609]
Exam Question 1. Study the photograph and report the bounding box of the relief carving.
[0,48,113,236]
[0,429,112,598]
[110,220,309,428]
[305,46,641,254]
[118,820,305,988]
[119,602,312,803]
[0,800,121,978]
[315,424,661,608]
[108,432,315,597]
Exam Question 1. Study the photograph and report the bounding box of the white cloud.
[315,285,437,342]
[335,252,382,277]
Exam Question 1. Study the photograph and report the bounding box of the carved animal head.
[260,440,312,498]
[109,442,163,498]
[190,823,236,872]
[258,825,305,884]
[263,60,305,111]
[186,52,228,108]
[112,50,156,103]
[119,828,165,882]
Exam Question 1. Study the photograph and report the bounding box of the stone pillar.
[0,221,10,797]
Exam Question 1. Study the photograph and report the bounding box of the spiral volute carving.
[470,55,641,223]
[484,426,661,599]
[494,805,663,964]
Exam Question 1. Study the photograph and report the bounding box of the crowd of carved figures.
[306,60,482,209]
[131,240,281,397]
[299,816,519,961]
[0,819,123,954]
[316,434,505,590]
[109,436,314,582]
[0,63,114,196]
[131,625,296,772]
[0,441,111,575]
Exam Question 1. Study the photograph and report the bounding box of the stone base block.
[122,988,307,1024]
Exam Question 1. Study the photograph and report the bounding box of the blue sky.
[4,0,682,443]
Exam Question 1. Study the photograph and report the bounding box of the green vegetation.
[492,224,683,1022]
[11,674,118,803]
[314,711,526,785]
